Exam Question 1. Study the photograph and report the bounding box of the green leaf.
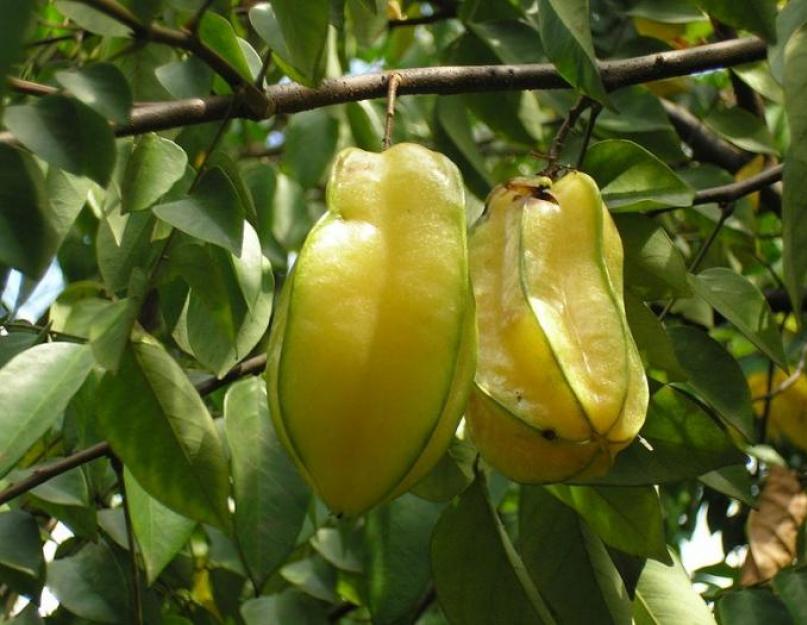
[364,495,443,625]
[625,294,688,381]
[96,338,231,529]
[699,465,755,507]
[176,225,274,376]
[469,20,545,64]
[773,567,807,623]
[536,0,608,103]
[281,555,339,603]
[55,0,132,36]
[125,468,196,585]
[615,214,691,300]
[224,377,310,589]
[281,109,339,189]
[27,467,97,539]
[0,144,54,279]
[770,1,807,81]
[121,134,188,213]
[434,96,492,199]
[241,590,330,625]
[705,107,778,155]
[583,140,695,212]
[0,1,34,96]
[250,0,329,86]
[153,166,245,255]
[47,542,130,623]
[696,0,777,42]
[410,438,475,502]
[0,343,94,479]
[668,326,755,441]
[716,588,792,625]
[587,386,747,486]
[97,208,156,293]
[546,485,670,564]
[45,167,92,252]
[783,25,807,322]
[5,604,44,625]
[5,95,117,186]
[55,63,133,124]
[346,101,384,151]
[431,476,556,625]
[0,510,45,597]
[625,0,705,22]
[634,551,716,625]
[689,268,787,369]
[155,57,214,100]
[0,331,40,369]
[519,487,632,625]
[90,269,148,371]
[198,12,253,83]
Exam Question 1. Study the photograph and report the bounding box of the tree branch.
[694,163,783,206]
[1,36,765,143]
[71,0,252,90]
[0,353,269,506]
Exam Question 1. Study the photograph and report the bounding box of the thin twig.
[544,96,591,174]
[6,77,57,96]
[186,0,217,34]
[649,164,784,216]
[757,341,807,401]
[382,73,402,150]
[576,102,603,169]
[114,460,143,625]
[25,34,80,48]
[659,202,733,320]
[1,322,87,343]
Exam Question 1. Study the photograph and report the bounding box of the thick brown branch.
[661,99,749,173]
[0,36,763,144]
[6,77,57,97]
[694,163,783,206]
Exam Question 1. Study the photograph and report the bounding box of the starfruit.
[266,143,476,516]
[466,171,648,483]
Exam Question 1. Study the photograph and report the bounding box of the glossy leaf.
[364,494,443,625]
[689,268,787,369]
[47,542,130,623]
[198,12,253,83]
[0,343,94,479]
[55,63,133,124]
[97,208,156,293]
[224,377,310,588]
[587,386,747,486]
[153,166,244,255]
[281,109,339,188]
[0,1,34,95]
[716,588,792,625]
[434,96,492,199]
[668,326,755,441]
[584,140,694,212]
[121,133,188,213]
[125,468,196,585]
[547,485,670,564]
[616,214,691,300]
[519,487,632,625]
[696,0,777,42]
[155,57,214,99]
[249,0,329,85]
[700,465,755,507]
[96,338,231,529]
[5,95,116,186]
[783,25,807,321]
[55,0,132,36]
[241,590,330,625]
[705,107,778,155]
[634,552,716,625]
[624,294,688,381]
[0,144,54,278]
[536,0,608,103]
[773,567,807,623]
[0,510,45,597]
[431,476,556,625]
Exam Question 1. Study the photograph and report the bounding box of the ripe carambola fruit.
[266,143,476,516]
[466,171,648,482]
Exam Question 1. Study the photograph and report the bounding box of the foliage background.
[1,0,807,623]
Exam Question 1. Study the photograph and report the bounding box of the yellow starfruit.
[266,143,476,516]
[466,171,648,482]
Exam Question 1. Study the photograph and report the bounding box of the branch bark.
[693,163,783,206]
[2,36,765,143]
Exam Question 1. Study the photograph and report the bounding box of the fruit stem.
[383,73,402,150]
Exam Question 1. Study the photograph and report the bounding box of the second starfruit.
[467,171,648,482]
[266,143,476,517]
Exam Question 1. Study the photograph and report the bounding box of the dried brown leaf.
[740,465,807,585]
